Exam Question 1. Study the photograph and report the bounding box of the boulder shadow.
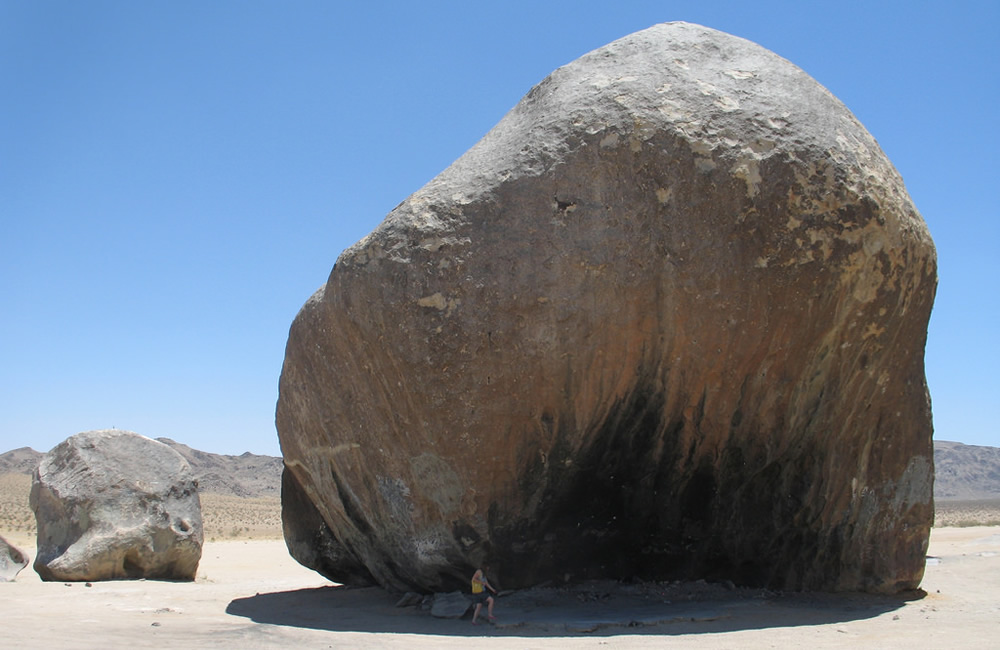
[226,584,922,637]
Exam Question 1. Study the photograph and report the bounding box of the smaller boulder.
[0,534,28,581]
[430,591,472,618]
[395,591,423,608]
[30,430,203,581]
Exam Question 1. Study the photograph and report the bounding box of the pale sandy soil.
[3,476,999,648]
[1,526,998,649]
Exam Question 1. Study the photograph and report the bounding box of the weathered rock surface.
[277,22,937,594]
[30,430,203,581]
[0,534,28,581]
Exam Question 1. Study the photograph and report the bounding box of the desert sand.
[1,523,997,649]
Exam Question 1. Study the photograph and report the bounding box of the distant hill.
[0,447,44,475]
[933,440,1000,500]
[0,439,283,499]
[3,439,998,501]
[154,438,283,498]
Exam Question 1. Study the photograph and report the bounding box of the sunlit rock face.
[31,430,203,582]
[277,22,937,595]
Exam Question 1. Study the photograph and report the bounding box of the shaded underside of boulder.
[277,22,936,595]
[0,534,28,582]
[30,430,203,581]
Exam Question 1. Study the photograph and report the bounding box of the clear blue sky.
[2,1,997,456]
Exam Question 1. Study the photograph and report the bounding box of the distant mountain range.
[2,439,998,501]
[933,440,1000,500]
[154,438,283,498]
[0,437,282,499]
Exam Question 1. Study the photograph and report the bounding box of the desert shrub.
[200,493,282,540]
[934,499,1000,527]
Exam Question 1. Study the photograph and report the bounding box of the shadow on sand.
[226,583,923,637]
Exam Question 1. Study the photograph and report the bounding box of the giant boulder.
[277,22,937,594]
[30,430,203,581]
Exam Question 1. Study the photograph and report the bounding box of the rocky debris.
[0,533,28,581]
[430,591,472,618]
[276,22,937,594]
[30,430,203,581]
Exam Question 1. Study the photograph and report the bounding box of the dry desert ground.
[2,473,999,649]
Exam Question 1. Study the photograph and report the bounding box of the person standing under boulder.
[470,565,497,625]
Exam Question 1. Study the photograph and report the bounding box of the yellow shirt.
[472,572,485,594]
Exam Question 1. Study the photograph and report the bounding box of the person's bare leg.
[487,596,495,618]
[473,602,482,624]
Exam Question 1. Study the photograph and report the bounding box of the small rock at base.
[430,591,472,618]
[395,591,423,607]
